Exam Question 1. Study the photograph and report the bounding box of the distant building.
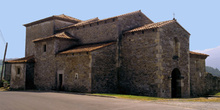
[5,10,210,98]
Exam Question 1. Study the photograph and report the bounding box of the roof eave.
[23,16,79,27]
[33,37,77,43]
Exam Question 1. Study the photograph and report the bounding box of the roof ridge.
[24,14,82,27]
[5,55,35,63]
[126,20,176,33]
[55,14,82,22]
[58,42,116,54]
[60,17,99,30]
[57,10,144,31]
[190,51,209,56]
[32,32,76,42]
[116,10,141,17]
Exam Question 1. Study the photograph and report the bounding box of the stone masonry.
[5,10,220,98]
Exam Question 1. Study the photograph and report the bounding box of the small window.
[112,18,115,22]
[75,73,78,79]
[43,44,46,52]
[17,67,21,74]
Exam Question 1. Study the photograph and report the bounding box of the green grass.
[214,92,220,96]
[92,93,220,102]
[92,93,166,101]
[0,87,9,91]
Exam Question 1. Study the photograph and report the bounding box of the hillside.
[206,66,220,77]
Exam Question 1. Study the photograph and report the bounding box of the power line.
[0,29,6,44]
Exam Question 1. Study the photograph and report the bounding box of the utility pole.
[1,42,8,82]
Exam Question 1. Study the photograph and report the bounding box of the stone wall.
[34,38,79,90]
[54,39,77,54]
[56,53,92,92]
[4,63,11,81]
[190,55,220,97]
[25,21,54,56]
[34,39,56,90]
[91,44,117,93]
[66,20,118,44]
[204,73,220,95]
[117,11,153,33]
[120,30,159,96]
[54,19,74,30]
[10,64,26,90]
[159,22,190,98]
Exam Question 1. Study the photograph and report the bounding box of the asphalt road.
[0,91,218,110]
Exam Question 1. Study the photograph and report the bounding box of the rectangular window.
[17,67,20,74]
[43,44,46,52]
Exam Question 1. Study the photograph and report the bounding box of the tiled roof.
[126,20,175,33]
[55,14,81,22]
[33,32,76,42]
[97,10,145,23]
[24,14,82,27]
[5,56,35,63]
[60,17,99,30]
[190,51,209,56]
[117,10,141,17]
[58,10,146,31]
[74,17,99,26]
[59,42,116,54]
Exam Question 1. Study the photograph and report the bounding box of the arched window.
[174,37,180,56]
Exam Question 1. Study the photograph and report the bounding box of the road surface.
[0,91,219,110]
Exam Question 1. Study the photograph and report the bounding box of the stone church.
[5,10,209,98]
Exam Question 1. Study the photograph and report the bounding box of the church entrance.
[58,74,63,91]
[171,68,181,98]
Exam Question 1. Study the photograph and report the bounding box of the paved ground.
[0,91,219,110]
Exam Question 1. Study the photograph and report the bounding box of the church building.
[5,10,209,98]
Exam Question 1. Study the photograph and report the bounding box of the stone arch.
[171,68,181,98]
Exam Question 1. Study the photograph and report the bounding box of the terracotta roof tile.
[59,42,116,54]
[5,56,35,63]
[58,10,144,31]
[24,14,82,27]
[117,10,141,17]
[55,14,82,22]
[126,20,175,33]
[33,32,76,42]
[190,51,209,56]
[60,17,99,30]
[97,10,143,22]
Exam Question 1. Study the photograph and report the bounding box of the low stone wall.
[191,72,220,97]
[204,73,220,95]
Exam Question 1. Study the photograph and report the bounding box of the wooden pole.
[1,42,8,82]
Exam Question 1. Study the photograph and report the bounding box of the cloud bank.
[194,46,220,69]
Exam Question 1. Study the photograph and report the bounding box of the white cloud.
[193,46,220,69]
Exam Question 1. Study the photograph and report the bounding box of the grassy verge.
[92,93,167,101]
[92,93,220,102]
[214,92,220,96]
[0,87,9,91]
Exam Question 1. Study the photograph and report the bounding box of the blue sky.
[0,0,220,58]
